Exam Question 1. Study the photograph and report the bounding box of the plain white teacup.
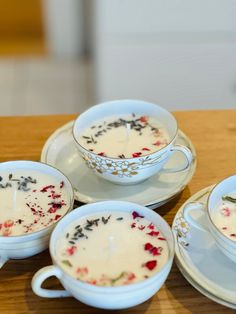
[183,175,236,263]
[31,201,174,310]
[0,160,74,268]
[72,99,193,185]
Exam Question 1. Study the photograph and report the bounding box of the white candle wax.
[0,170,71,236]
[56,210,169,286]
[78,114,169,158]
[212,192,236,241]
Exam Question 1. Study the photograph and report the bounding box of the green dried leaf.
[222,196,236,203]
[62,260,72,267]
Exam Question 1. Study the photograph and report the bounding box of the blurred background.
[0,0,235,115]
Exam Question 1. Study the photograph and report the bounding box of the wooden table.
[0,110,235,313]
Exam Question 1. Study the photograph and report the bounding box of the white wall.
[93,0,236,110]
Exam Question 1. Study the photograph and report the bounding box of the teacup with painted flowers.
[73,99,193,185]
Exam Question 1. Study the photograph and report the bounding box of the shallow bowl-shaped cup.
[32,201,174,310]
[0,160,74,268]
[73,99,193,185]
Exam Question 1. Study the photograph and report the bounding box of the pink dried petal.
[221,207,231,217]
[152,140,162,146]
[132,211,144,219]
[4,220,14,228]
[127,272,136,281]
[3,228,11,236]
[66,246,77,256]
[77,267,88,275]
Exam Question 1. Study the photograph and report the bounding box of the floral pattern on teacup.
[80,151,168,178]
[173,212,190,248]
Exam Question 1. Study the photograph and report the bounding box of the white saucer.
[41,121,196,208]
[172,186,236,309]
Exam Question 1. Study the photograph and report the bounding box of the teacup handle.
[161,144,193,173]
[183,202,208,232]
[32,265,72,298]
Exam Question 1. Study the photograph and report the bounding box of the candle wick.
[125,123,131,140]
[122,123,131,154]
[12,187,17,210]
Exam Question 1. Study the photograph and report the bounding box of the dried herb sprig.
[222,196,236,203]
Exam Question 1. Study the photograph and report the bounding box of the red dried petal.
[54,214,61,221]
[144,260,157,271]
[132,211,144,219]
[131,222,136,228]
[40,185,55,192]
[147,231,160,237]
[98,152,105,156]
[150,247,162,256]
[142,147,151,151]
[138,225,145,230]
[158,237,166,241]
[148,223,155,230]
[139,116,148,123]
[60,181,64,189]
[144,243,153,251]
[132,152,142,158]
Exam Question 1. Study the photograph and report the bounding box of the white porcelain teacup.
[0,160,74,268]
[72,99,193,185]
[184,175,236,263]
[32,201,174,310]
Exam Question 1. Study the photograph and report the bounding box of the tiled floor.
[0,57,94,116]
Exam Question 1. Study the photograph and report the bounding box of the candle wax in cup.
[212,192,236,241]
[56,211,169,286]
[78,114,169,158]
[0,170,70,236]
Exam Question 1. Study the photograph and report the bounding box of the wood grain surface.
[0,110,235,313]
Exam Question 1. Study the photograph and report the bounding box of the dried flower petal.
[132,211,144,219]
[147,230,160,237]
[132,152,142,158]
[144,242,153,251]
[66,246,77,256]
[144,260,157,271]
[139,116,148,123]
